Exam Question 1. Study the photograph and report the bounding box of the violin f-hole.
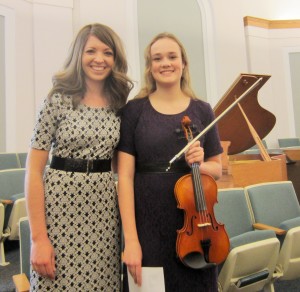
[186,215,197,236]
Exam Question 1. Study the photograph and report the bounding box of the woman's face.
[150,37,185,87]
[81,35,115,85]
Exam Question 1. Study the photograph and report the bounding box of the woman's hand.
[31,237,56,280]
[123,239,143,286]
[185,140,204,166]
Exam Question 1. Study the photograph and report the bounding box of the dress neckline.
[79,103,110,111]
[147,97,192,116]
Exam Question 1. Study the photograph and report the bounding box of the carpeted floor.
[0,241,20,292]
[0,240,300,292]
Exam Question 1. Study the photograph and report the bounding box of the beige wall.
[289,52,300,138]
[0,0,72,151]
[137,0,206,100]
[0,15,5,151]
[0,0,300,151]
[244,17,300,145]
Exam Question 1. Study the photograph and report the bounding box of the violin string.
[191,164,203,241]
[191,164,201,211]
[192,163,208,230]
[198,169,209,226]
[186,125,208,237]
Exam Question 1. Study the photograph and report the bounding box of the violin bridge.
[197,223,211,227]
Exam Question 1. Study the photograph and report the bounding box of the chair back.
[0,153,20,170]
[245,181,300,228]
[7,196,27,240]
[0,169,26,229]
[278,138,300,148]
[0,169,26,200]
[0,203,4,239]
[19,217,31,279]
[215,188,253,238]
[17,153,28,168]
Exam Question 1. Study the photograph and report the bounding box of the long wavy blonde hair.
[135,32,198,100]
[48,23,133,111]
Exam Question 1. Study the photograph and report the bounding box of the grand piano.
[213,74,288,188]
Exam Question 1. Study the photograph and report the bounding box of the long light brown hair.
[135,32,198,99]
[48,23,133,111]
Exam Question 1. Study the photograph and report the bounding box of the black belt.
[50,156,111,174]
[136,161,190,174]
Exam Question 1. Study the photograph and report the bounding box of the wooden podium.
[214,74,288,188]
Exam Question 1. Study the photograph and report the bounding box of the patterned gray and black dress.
[30,93,121,291]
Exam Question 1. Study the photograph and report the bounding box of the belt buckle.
[86,159,93,174]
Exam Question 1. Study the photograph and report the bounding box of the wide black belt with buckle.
[50,156,111,174]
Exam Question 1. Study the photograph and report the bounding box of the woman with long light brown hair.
[25,23,133,291]
[118,32,222,291]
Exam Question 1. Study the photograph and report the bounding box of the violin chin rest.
[182,252,216,270]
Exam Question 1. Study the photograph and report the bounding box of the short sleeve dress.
[118,97,223,292]
[30,93,121,291]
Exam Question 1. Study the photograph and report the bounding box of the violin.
[174,116,230,269]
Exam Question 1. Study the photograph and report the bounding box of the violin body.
[175,172,230,269]
[174,115,229,269]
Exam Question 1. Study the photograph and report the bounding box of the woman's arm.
[25,148,56,280]
[117,151,142,286]
[185,141,222,180]
[200,155,222,180]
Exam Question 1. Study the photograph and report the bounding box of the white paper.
[127,267,165,292]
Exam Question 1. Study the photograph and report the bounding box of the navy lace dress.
[118,97,223,292]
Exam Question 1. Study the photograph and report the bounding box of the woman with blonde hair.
[117,32,222,292]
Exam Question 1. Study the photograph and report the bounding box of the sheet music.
[127,267,165,292]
